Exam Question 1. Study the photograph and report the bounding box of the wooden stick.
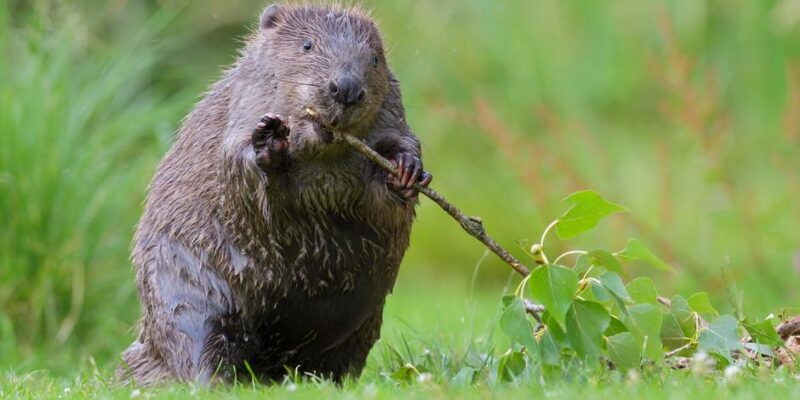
[333,131,531,277]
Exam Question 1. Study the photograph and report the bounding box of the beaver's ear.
[260,4,283,30]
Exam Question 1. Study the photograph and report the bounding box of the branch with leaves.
[323,117,799,378]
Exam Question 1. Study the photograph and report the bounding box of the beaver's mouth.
[304,107,336,127]
[303,107,336,143]
[304,105,365,130]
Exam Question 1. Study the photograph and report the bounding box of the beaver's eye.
[303,40,313,51]
[371,54,379,67]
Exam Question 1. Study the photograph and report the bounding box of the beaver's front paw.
[387,152,432,200]
[252,113,290,172]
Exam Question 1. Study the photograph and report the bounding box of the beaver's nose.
[329,77,365,106]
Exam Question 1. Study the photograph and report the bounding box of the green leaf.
[556,190,628,239]
[542,311,568,345]
[499,297,539,354]
[540,329,562,366]
[742,318,783,347]
[452,367,476,385]
[501,294,515,307]
[622,304,663,361]
[598,271,630,303]
[574,253,592,276]
[529,265,578,328]
[744,342,776,357]
[670,295,697,338]
[660,312,690,350]
[588,249,624,273]
[605,316,629,337]
[687,292,719,320]
[592,271,630,314]
[590,280,612,303]
[698,315,742,363]
[566,300,610,359]
[497,350,526,382]
[618,239,672,271]
[605,332,641,372]
[389,363,420,384]
[626,277,659,305]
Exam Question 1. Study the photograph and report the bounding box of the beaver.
[119,3,431,385]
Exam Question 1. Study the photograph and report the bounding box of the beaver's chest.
[239,159,411,360]
[249,213,398,356]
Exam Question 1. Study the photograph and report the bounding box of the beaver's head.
[258,4,391,149]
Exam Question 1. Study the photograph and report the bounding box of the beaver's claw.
[387,152,432,200]
[252,113,290,172]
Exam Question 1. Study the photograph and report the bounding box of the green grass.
[4,374,800,400]
[3,0,800,397]
[3,277,799,398]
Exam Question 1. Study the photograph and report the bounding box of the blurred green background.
[2,0,800,377]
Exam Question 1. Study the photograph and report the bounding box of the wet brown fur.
[119,3,423,385]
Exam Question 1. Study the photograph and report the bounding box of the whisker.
[276,78,321,88]
[312,71,330,85]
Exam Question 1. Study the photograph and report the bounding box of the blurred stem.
[514,273,532,298]
[539,220,559,248]
[553,250,587,265]
[665,342,693,358]
[334,131,531,277]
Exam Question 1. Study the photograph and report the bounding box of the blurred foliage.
[0,0,192,369]
[2,0,800,375]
